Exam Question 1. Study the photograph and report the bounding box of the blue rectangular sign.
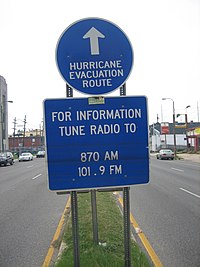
[44,96,149,191]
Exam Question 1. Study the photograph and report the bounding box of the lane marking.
[32,174,42,180]
[27,165,33,168]
[42,197,71,267]
[171,168,184,172]
[180,188,200,199]
[117,193,163,267]
[178,162,200,168]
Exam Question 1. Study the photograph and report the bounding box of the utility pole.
[156,114,159,123]
[12,117,17,150]
[162,98,177,158]
[13,117,17,137]
[23,115,27,148]
[172,101,177,158]
[40,119,44,148]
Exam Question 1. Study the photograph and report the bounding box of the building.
[8,128,45,154]
[187,126,200,152]
[150,122,200,152]
[0,75,9,152]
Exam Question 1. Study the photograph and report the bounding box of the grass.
[54,192,152,267]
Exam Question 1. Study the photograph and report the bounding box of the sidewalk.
[177,153,200,163]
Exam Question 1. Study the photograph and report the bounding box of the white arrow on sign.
[83,27,105,55]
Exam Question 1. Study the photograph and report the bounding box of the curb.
[115,192,163,267]
[42,197,71,267]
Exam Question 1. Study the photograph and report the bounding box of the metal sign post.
[71,190,80,267]
[91,190,99,245]
[123,187,131,267]
[66,84,80,267]
[120,83,131,267]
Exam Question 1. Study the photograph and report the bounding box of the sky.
[0,0,200,135]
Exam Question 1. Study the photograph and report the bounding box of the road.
[1,156,199,267]
[130,156,200,267]
[0,158,68,267]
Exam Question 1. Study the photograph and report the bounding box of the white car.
[156,149,174,160]
[19,152,33,162]
[36,150,45,158]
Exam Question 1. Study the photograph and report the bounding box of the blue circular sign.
[56,18,134,95]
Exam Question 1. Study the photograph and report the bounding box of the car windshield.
[0,153,6,157]
[161,150,173,154]
[21,153,30,156]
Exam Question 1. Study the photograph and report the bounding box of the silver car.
[156,149,174,160]
[36,150,45,158]
[0,152,14,166]
[19,152,33,162]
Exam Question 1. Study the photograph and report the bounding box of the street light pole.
[162,98,177,158]
[23,115,27,148]
[185,105,191,127]
[185,105,191,150]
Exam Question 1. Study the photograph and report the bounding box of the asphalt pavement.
[130,155,200,267]
[0,158,68,267]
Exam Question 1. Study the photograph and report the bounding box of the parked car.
[36,150,45,158]
[0,152,14,166]
[156,149,174,160]
[19,152,33,162]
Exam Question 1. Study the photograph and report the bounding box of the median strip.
[47,192,158,267]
